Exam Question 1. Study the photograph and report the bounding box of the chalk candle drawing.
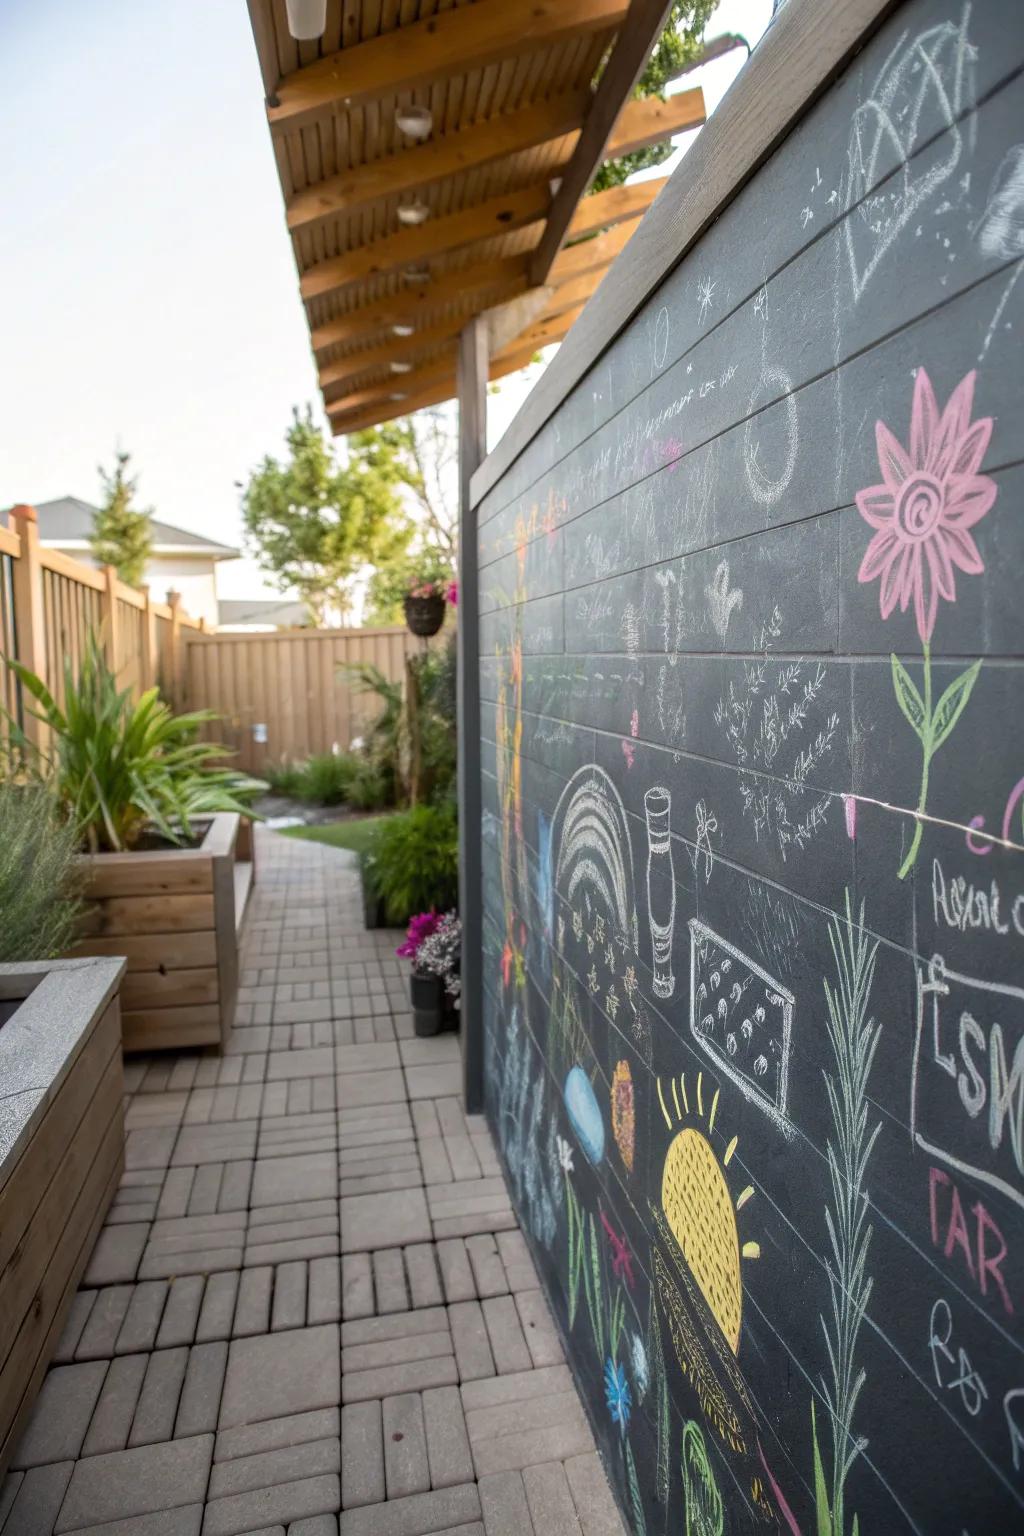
[975,146,1024,363]
[910,951,1024,1212]
[814,893,882,1536]
[644,787,676,999]
[688,919,795,1138]
[856,366,997,878]
[705,560,743,639]
[843,6,975,301]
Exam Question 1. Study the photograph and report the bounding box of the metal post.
[457,316,488,1113]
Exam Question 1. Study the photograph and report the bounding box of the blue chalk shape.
[564,1066,605,1165]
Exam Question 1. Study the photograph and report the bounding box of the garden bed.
[0,957,125,1476]
[73,812,251,1052]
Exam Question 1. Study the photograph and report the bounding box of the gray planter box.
[0,957,126,1476]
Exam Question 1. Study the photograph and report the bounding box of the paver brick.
[563,1453,627,1535]
[11,1361,108,1467]
[234,1268,272,1337]
[115,1280,169,1355]
[481,1298,532,1376]
[157,1276,207,1349]
[522,1461,583,1535]
[176,1342,229,1437]
[338,1482,480,1536]
[214,1408,339,1465]
[463,1237,507,1300]
[340,1190,430,1253]
[219,1326,340,1429]
[83,1226,148,1288]
[1,1461,74,1536]
[77,1287,134,1361]
[307,1258,341,1325]
[252,1153,336,1207]
[197,1273,240,1343]
[435,1242,475,1304]
[447,1303,494,1383]
[82,1354,148,1457]
[477,1470,533,1536]
[382,1394,429,1499]
[404,1246,443,1310]
[340,1402,384,1510]
[201,1473,339,1536]
[54,1434,213,1532]
[53,1292,96,1364]
[422,1387,474,1491]
[207,1438,339,1499]
[271,1262,308,1331]
[371,1250,407,1314]
[514,1291,564,1368]
[129,1346,188,1445]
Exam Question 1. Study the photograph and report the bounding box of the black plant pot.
[360,864,388,930]
[410,970,445,1036]
[404,593,446,638]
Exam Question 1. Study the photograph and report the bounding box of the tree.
[591,0,725,194]
[90,450,153,587]
[358,410,460,625]
[241,407,414,626]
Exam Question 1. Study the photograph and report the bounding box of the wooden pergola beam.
[287,84,702,235]
[329,338,553,433]
[529,0,676,285]
[299,175,668,307]
[268,0,627,135]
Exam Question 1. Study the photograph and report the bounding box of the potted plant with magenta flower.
[402,552,456,638]
[398,909,460,1036]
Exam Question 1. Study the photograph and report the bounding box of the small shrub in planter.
[0,780,83,964]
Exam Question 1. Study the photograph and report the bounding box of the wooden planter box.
[74,812,250,1053]
[0,957,125,1476]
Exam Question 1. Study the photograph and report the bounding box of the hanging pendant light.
[402,266,431,286]
[285,0,327,41]
[395,105,433,141]
[391,323,415,337]
[397,199,430,227]
[390,361,413,374]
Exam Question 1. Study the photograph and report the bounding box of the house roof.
[244,0,710,436]
[217,598,309,627]
[35,496,240,560]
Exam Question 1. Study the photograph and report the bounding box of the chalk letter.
[975,1201,1014,1317]
[958,1012,987,1118]
[929,1166,950,1247]
[990,1025,1024,1177]
[944,1183,975,1279]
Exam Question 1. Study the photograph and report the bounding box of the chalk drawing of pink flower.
[856,367,995,645]
[855,367,996,879]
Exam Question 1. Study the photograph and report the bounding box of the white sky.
[0,0,772,602]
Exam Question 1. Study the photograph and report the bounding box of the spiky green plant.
[816,892,881,1536]
[5,635,264,853]
[0,780,83,962]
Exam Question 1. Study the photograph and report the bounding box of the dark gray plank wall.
[476,1,1024,1531]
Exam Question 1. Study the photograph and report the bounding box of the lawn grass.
[278,814,392,858]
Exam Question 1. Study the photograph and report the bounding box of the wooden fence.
[183,626,427,773]
[0,504,203,747]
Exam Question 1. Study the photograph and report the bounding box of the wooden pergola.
[244,0,709,437]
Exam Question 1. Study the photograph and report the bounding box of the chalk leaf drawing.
[814,893,881,1536]
[705,560,744,639]
[688,920,795,1139]
[856,366,996,877]
[843,7,975,300]
[644,787,676,999]
[682,1419,724,1536]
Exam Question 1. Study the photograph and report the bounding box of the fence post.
[8,504,48,750]
[167,591,183,708]
[101,565,120,672]
[140,585,157,691]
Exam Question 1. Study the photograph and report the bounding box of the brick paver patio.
[1,829,624,1536]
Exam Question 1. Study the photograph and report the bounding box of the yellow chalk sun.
[657,1071,758,1355]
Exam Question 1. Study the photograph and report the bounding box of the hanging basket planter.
[404,592,446,638]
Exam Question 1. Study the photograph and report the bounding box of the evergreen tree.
[91,450,153,587]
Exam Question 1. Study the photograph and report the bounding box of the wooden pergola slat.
[268,0,629,134]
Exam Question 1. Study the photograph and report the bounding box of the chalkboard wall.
[474,0,1024,1529]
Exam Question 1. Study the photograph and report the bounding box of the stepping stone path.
[2,830,624,1536]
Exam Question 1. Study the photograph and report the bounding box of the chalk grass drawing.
[682,1419,725,1536]
[856,366,997,877]
[843,5,976,300]
[714,605,838,858]
[815,893,882,1536]
[493,1006,562,1248]
[644,787,676,999]
[688,919,795,1138]
[706,560,744,639]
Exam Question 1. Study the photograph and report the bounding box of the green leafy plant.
[343,661,406,806]
[5,636,264,853]
[362,801,458,924]
[0,780,83,962]
[296,752,357,807]
[90,448,153,586]
[263,758,305,797]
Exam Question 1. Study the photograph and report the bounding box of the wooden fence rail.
[0,504,203,749]
[183,626,429,774]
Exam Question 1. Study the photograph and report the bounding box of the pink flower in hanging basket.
[856,367,996,645]
[446,580,459,606]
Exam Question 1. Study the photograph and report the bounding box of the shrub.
[5,635,264,852]
[263,759,305,797]
[296,752,356,806]
[0,781,83,962]
[363,801,458,924]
